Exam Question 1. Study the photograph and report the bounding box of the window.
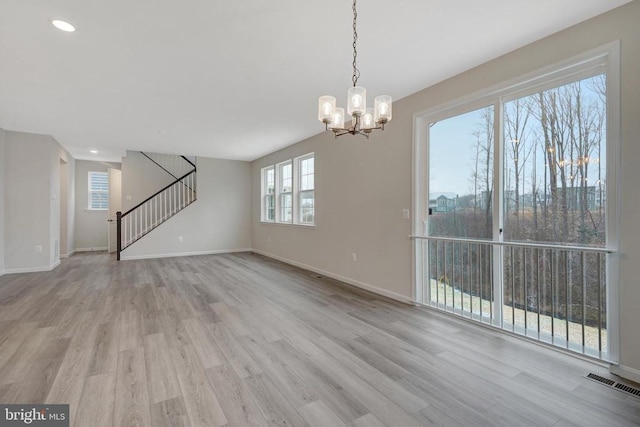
[298,154,315,224]
[414,45,619,360]
[278,161,293,222]
[429,106,493,239]
[262,166,275,221]
[503,75,607,246]
[88,171,109,210]
[261,153,315,225]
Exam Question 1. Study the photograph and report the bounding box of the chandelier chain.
[352,0,360,87]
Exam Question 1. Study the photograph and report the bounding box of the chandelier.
[317,0,392,138]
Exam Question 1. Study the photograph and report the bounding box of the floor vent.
[614,383,640,397]
[311,274,324,279]
[586,373,616,386]
[586,373,640,398]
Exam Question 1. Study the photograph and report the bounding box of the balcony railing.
[413,236,612,360]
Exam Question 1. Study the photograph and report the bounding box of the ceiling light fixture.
[52,19,76,32]
[90,150,98,154]
[318,0,392,138]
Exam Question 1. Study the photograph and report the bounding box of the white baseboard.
[252,249,414,305]
[120,248,253,261]
[60,250,76,259]
[75,247,108,252]
[610,364,640,384]
[4,259,61,274]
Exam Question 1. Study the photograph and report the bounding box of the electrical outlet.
[178,236,183,242]
[402,209,410,219]
[352,253,357,262]
[35,245,43,253]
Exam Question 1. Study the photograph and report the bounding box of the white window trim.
[261,166,275,222]
[298,189,315,225]
[276,160,293,224]
[87,171,109,211]
[296,153,315,226]
[411,41,620,361]
[260,152,315,227]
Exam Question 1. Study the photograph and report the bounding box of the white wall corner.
[252,249,416,305]
[610,364,640,384]
[60,250,76,259]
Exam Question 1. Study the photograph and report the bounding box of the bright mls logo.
[0,405,69,426]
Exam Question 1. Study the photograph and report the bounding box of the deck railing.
[414,236,612,360]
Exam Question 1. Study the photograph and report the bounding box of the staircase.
[117,153,196,260]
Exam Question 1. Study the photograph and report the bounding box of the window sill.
[260,221,315,229]
[85,209,108,213]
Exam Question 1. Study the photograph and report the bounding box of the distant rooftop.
[429,192,458,200]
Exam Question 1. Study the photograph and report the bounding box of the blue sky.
[429,107,490,195]
[428,74,606,198]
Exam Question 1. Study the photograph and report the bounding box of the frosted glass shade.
[347,86,366,116]
[374,95,392,123]
[318,96,336,123]
[330,107,345,130]
[361,108,375,130]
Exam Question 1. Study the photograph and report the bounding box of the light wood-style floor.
[0,252,639,426]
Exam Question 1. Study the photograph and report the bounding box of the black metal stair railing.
[140,152,196,189]
[116,167,196,260]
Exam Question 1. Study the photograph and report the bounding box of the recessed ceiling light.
[90,150,98,154]
[52,19,76,32]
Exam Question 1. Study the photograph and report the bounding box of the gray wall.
[0,129,5,273]
[74,160,119,251]
[4,130,74,272]
[5,131,53,270]
[121,157,252,259]
[251,2,640,380]
[252,134,412,301]
[121,150,175,212]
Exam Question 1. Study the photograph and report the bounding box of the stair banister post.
[116,211,122,261]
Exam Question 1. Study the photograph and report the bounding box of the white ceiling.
[0,0,631,162]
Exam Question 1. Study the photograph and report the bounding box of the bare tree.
[504,98,533,238]
[480,107,494,237]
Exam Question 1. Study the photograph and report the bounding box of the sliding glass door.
[414,48,617,361]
